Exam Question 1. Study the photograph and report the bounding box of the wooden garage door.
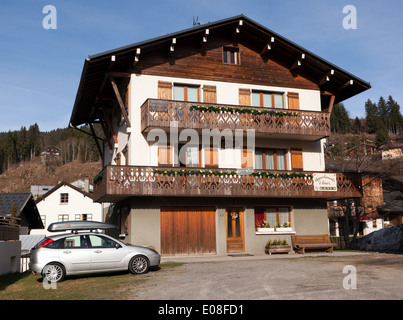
[161,207,216,255]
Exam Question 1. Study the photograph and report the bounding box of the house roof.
[69,14,371,127]
[0,193,44,229]
[36,181,93,204]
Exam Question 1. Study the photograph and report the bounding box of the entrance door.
[226,207,245,253]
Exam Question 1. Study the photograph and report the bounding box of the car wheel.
[129,255,150,274]
[42,263,66,283]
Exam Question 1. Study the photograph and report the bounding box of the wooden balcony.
[93,165,362,203]
[141,99,330,140]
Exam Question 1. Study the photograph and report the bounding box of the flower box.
[257,227,275,232]
[265,245,292,255]
[275,227,293,232]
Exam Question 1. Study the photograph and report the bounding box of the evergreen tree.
[364,99,378,134]
[386,95,402,134]
[330,103,351,133]
[375,121,390,147]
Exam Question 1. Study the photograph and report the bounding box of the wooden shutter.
[158,81,172,100]
[158,145,173,166]
[288,92,300,110]
[203,85,217,103]
[242,148,253,168]
[291,148,303,171]
[239,88,251,106]
[204,147,218,168]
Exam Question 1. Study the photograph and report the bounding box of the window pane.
[251,92,260,107]
[279,208,290,226]
[187,147,199,167]
[255,150,263,169]
[265,150,275,170]
[262,93,272,108]
[174,85,184,101]
[274,94,283,109]
[223,50,228,63]
[266,208,277,227]
[277,150,286,170]
[187,87,198,102]
[230,51,236,64]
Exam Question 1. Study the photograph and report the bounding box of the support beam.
[318,69,335,86]
[170,38,176,52]
[328,95,336,115]
[260,37,275,55]
[132,48,141,67]
[101,106,118,147]
[89,123,103,159]
[290,53,305,72]
[336,79,354,91]
[109,76,131,127]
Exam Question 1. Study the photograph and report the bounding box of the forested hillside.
[330,95,402,148]
[0,124,101,175]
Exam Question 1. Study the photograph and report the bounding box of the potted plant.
[275,222,292,232]
[256,220,275,233]
[265,238,292,255]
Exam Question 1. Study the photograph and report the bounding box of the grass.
[0,262,184,300]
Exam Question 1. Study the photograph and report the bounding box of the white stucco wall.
[31,185,103,236]
[107,74,325,172]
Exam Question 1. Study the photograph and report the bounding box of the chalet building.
[69,15,370,255]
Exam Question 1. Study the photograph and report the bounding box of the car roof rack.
[47,220,118,233]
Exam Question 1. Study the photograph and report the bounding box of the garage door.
[161,207,216,255]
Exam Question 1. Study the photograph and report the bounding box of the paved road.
[129,252,403,300]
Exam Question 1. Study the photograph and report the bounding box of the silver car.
[29,221,160,282]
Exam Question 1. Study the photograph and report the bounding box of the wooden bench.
[291,235,336,254]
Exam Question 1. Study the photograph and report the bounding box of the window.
[223,47,239,65]
[255,207,292,230]
[174,84,199,102]
[75,214,92,221]
[58,214,69,222]
[88,235,118,249]
[179,145,201,168]
[252,91,284,109]
[255,149,287,170]
[60,193,69,204]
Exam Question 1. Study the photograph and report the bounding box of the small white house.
[31,181,103,236]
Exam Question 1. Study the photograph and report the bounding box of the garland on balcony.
[189,105,298,117]
[93,172,104,184]
[154,168,312,179]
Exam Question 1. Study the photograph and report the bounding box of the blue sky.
[0,0,402,132]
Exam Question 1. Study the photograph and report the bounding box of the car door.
[57,235,92,273]
[88,234,126,271]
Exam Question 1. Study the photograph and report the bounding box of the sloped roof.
[70,14,371,127]
[36,181,93,204]
[0,193,44,229]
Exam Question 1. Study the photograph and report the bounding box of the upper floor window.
[60,193,69,204]
[174,84,199,102]
[252,91,284,109]
[255,148,287,171]
[223,46,239,65]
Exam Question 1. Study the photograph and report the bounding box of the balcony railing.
[141,99,330,140]
[93,165,362,203]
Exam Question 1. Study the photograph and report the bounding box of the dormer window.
[223,46,239,65]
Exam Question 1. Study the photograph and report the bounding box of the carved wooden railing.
[141,99,330,139]
[93,165,362,202]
